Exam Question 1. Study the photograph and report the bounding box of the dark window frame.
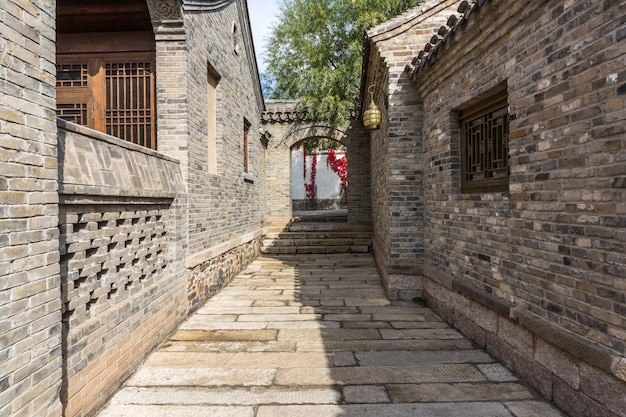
[459,89,509,193]
[243,118,251,173]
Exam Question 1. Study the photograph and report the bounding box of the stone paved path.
[96,253,569,417]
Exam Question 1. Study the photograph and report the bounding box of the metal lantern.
[363,85,382,130]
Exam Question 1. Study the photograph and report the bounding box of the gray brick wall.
[57,121,187,417]
[364,0,462,299]
[405,1,625,415]
[0,2,62,417]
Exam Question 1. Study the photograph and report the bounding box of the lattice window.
[56,63,88,87]
[57,103,88,125]
[56,34,156,149]
[105,62,154,148]
[460,89,509,192]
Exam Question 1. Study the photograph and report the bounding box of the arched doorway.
[261,100,372,228]
[291,137,348,213]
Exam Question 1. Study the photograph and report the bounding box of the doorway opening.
[290,137,348,214]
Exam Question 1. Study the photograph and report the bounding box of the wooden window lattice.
[57,103,88,125]
[56,53,156,149]
[461,94,509,192]
[56,63,88,87]
[105,62,154,149]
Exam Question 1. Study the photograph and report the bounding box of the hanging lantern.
[363,85,382,130]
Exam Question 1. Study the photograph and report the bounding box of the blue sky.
[248,0,281,74]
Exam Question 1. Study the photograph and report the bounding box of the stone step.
[265,231,372,240]
[288,222,371,233]
[262,238,371,248]
[262,215,372,255]
[261,245,371,255]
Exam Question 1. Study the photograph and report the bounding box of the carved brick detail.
[146,0,182,20]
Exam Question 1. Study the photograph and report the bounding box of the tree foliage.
[265,0,422,124]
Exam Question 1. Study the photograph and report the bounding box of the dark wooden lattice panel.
[56,32,156,149]
[56,63,88,87]
[460,92,509,192]
[57,103,88,125]
[105,62,155,149]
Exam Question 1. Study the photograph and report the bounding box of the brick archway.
[262,100,372,228]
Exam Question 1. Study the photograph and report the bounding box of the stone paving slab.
[110,386,341,405]
[97,405,255,417]
[388,382,535,402]
[355,349,494,366]
[255,403,516,417]
[274,364,486,385]
[96,253,569,417]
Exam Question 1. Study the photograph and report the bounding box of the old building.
[2,0,625,416]
[362,1,626,416]
[2,0,265,416]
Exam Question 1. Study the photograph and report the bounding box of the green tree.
[265,0,422,124]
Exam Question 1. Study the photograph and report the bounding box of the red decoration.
[326,148,347,203]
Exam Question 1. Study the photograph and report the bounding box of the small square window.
[459,86,509,193]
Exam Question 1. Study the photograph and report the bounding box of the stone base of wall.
[423,266,626,417]
[187,235,262,310]
[372,237,424,301]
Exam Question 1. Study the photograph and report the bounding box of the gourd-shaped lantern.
[363,85,382,130]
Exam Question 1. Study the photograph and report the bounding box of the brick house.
[1,1,265,416]
[361,1,625,416]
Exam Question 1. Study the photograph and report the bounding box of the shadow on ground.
[95,249,569,417]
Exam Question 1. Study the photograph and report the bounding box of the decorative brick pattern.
[59,206,170,327]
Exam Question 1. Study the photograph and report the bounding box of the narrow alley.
[95,253,568,417]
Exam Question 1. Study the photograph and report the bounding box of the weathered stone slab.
[266,321,341,329]
[333,351,357,367]
[256,403,514,417]
[356,349,493,366]
[505,401,570,417]
[380,328,463,340]
[160,340,298,353]
[111,386,341,405]
[342,385,390,403]
[388,382,534,402]
[275,364,485,385]
[127,367,276,387]
[171,330,278,341]
[390,321,449,329]
[295,339,465,352]
[278,328,381,341]
[178,320,269,331]
[144,352,235,367]
[476,363,519,382]
[226,352,330,368]
[237,313,322,322]
[97,405,255,417]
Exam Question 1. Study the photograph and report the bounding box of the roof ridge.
[366,0,454,38]
[405,0,485,80]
